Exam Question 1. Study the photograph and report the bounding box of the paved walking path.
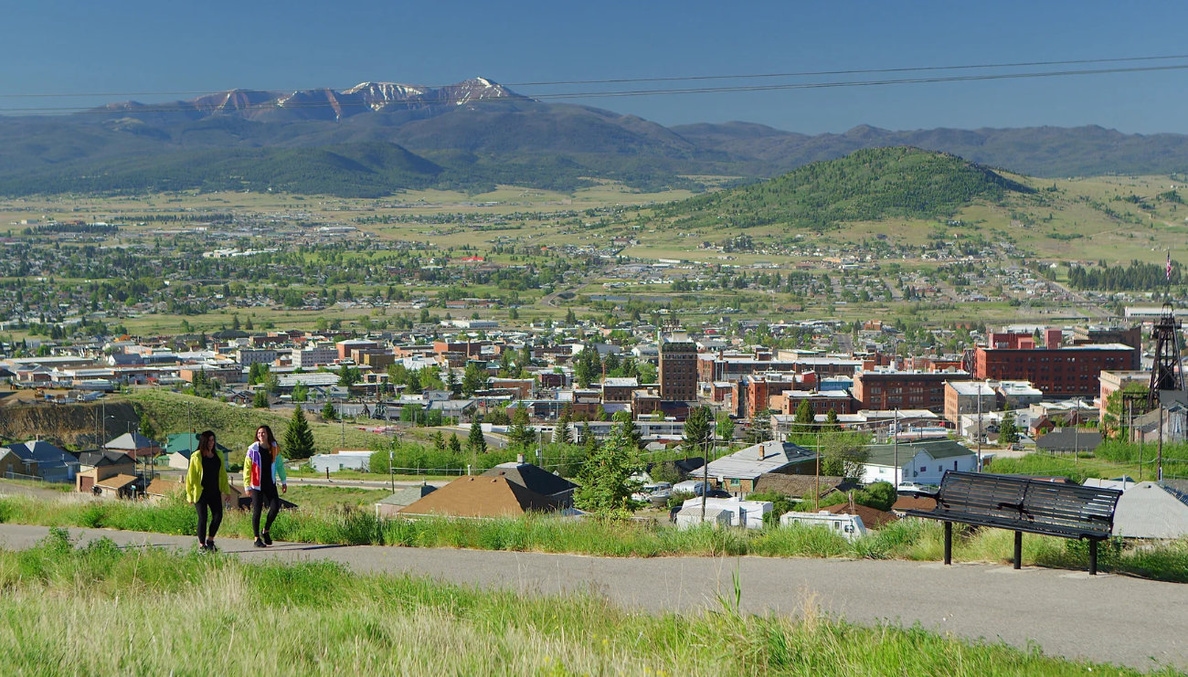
[0,523,1183,672]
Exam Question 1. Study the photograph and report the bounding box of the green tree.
[461,362,486,396]
[252,390,270,409]
[682,406,715,459]
[820,431,870,481]
[448,434,462,455]
[636,362,657,385]
[507,405,536,449]
[322,401,337,421]
[467,419,487,455]
[554,404,574,444]
[248,362,270,386]
[999,412,1019,444]
[432,430,445,453]
[573,419,643,517]
[338,364,361,387]
[824,409,841,432]
[291,381,309,403]
[793,400,815,434]
[612,410,643,449]
[746,409,774,444]
[284,406,317,460]
[716,412,735,444]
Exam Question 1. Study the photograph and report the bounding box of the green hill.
[657,146,1035,230]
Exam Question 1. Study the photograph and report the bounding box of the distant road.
[0,523,1183,672]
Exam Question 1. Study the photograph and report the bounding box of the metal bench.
[901,471,1122,575]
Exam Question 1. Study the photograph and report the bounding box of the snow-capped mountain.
[100,77,525,121]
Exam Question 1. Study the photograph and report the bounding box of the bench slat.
[904,471,1121,541]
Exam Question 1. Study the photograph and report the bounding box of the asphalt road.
[0,524,1183,672]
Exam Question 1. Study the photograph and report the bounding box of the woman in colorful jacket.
[244,424,287,547]
[184,430,231,552]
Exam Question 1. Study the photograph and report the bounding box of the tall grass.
[0,528,1174,676]
[3,494,1188,582]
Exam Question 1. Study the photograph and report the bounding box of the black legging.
[251,485,280,538]
[195,492,223,543]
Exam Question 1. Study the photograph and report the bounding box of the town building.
[851,370,971,413]
[974,343,1139,398]
[943,381,997,426]
[658,334,698,402]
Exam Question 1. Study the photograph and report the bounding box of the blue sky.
[5,1,1188,134]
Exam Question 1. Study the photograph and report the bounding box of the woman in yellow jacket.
[184,430,231,551]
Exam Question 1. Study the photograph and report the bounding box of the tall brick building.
[659,334,698,402]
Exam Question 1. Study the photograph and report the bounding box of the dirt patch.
[0,399,139,449]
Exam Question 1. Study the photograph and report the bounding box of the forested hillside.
[656,147,1034,230]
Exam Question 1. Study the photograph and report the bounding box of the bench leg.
[944,522,952,565]
[1013,531,1022,570]
[1089,540,1098,576]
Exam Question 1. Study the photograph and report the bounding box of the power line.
[5,53,1186,100]
[2,57,1188,115]
[504,53,1188,87]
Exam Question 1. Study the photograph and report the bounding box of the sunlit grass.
[3,493,1187,582]
[0,528,1173,676]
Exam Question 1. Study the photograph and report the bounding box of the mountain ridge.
[3,77,1188,197]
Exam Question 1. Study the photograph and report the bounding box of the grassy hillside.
[0,142,444,198]
[656,146,1035,231]
[127,390,390,461]
[2,530,1161,676]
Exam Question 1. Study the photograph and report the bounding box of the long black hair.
[198,430,217,456]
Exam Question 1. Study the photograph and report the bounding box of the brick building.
[659,334,698,402]
[851,370,971,413]
[974,343,1138,398]
[943,381,997,426]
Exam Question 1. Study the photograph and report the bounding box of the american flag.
[1168,251,1173,281]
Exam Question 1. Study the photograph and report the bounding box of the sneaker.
[199,541,210,551]
[254,538,266,548]
[205,541,218,553]
[262,532,273,546]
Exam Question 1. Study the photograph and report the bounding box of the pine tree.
[467,419,488,455]
[999,412,1019,444]
[612,410,643,449]
[682,406,714,459]
[507,405,535,449]
[793,399,815,434]
[554,404,574,444]
[461,362,485,396]
[573,418,643,517]
[448,434,462,455]
[284,406,316,460]
[322,401,337,421]
[746,409,774,444]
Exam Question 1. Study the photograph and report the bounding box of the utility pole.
[389,448,394,492]
[814,429,821,511]
[700,420,713,521]
[976,386,983,472]
[893,409,899,487]
[1074,400,1080,466]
